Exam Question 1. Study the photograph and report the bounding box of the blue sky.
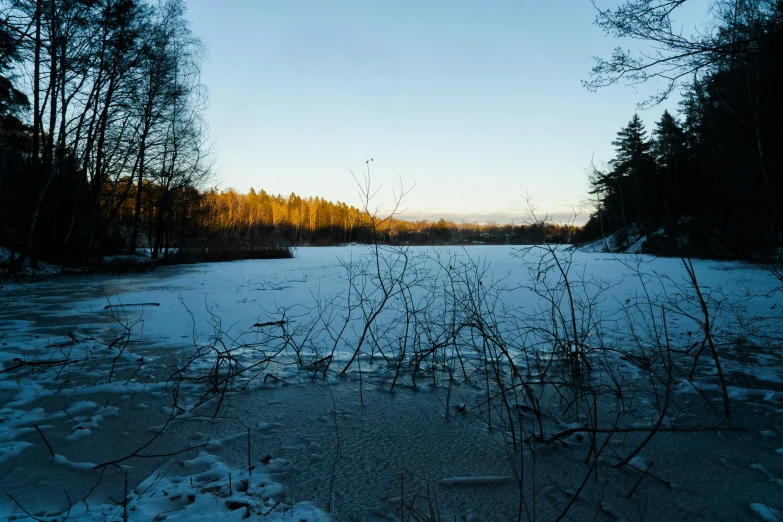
[185,0,710,224]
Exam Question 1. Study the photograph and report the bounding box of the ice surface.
[2,246,783,521]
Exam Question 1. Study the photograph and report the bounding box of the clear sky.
[184,0,710,224]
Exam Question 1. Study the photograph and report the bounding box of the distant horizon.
[218,184,588,226]
[399,209,588,226]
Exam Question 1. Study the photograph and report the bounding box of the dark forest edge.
[581,0,783,261]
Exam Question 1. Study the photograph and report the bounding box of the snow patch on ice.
[0,441,34,464]
[61,452,331,521]
[53,453,97,470]
[751,503,783,521]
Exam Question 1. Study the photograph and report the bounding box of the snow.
[62,452,331,522]
[751,503,783,521]
[53,453,98,470]
[575,236,610,253]
[575,227,666,254]
[0,441,34,465]
[1,245,783,520]
[0,245,63,277]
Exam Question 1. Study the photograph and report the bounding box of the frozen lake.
[3,245,778,360]
[1,245,782,521]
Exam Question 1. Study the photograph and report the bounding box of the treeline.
[582,0,783,257]
[188,188,579,247]
[0,0,210,267]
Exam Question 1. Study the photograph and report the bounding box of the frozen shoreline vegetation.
[1,245,783,521]
[0,245,295,279]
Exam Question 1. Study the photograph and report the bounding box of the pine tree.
[652,110,687,217]
[0,25,29,121]
[609,114,656,223]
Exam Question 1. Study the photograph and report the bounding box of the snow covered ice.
[1,246,782,521]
